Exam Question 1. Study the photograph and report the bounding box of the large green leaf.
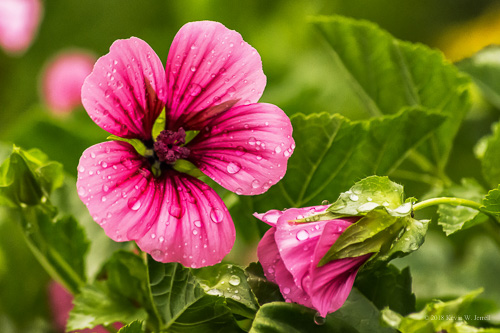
[246,108,444,216]
[457,45,500,109]
[147,258,244,332]
[355,265,415,316]
[311,15,470,172]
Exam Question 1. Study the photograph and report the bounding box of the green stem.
[413,197,482,212]
[413,197,500,226]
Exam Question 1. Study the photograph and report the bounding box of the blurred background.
[2,0,500,331]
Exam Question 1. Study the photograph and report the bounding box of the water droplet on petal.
[101,161,108,168]
[283,287,291,295]
[251,179,260,189]
[188,83,202,96]
[296,230,309,241]
[314,312,326,325]
[190,66,196,72]
[210,208,224,223]
[235,146,246,156]
[151,249,164,261]
[248,137,256,145]
[78,166,85,173]
[274,146,282,154]
[228,275,241,286]
[194,220,202,228]
[226,162,241,174]
[77,186,86,197]
[321,200,329,205]
[169,205,184,219]
[192,229,199,235]
[128,197,141,211]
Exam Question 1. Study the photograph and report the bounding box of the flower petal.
[164,21,266,130]
[273,206,332,291]
[81,37,167,140]
[42,51,95,113]
[187,103,294,195]
[0,0,41,54]
[257,228,313,308]
[309,222,371,317]
[76,141,234,268]
[253,209,283,227]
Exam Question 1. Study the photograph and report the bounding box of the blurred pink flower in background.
[0,0,42,54]
[48,281,122,333]
[41,51,96,113]
[255,205,371,318]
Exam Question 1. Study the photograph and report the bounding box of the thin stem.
[413,197,482,212]
[413,197,500,226]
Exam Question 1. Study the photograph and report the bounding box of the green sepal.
[107,135,147,157]
[173,159,204,178]
[0,146,64,207]
[316,176,428,266]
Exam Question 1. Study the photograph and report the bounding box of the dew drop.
[321,200,329,205]
[235,146,246,156]
[235,188,243,195]
[228,275,241,286]
[248,137,256,145]
[77,186,86,197]
[78,166,85,173]
[190,66,196,72]
[283,287,291,295]
[128,197,141,211]
[357,202,379,212]
[226,162,241,174]
[101,161,108,168]
[210,208,224,223]
[90,152,96,158]
[169,205,184,219]
[188,83,202,96]
[274,146,282,154]
[349,194,359,202]
[394,202,412,214]
[314,312,326,325]
[296,230,309,241]
[102,184,110,192]
[192,229,199,235]
[101,196,107,202]
[251,179,260,189]
[207,288,223,296]
[231,295,241,301]
[151,249,164,261]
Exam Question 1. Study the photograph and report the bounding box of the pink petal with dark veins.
[82,37,166,140]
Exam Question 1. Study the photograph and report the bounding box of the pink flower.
[0,0,42,54]
[255,205,371,317]
[41,51,96,114]
[48,281,122,333]
[77,21,294,268]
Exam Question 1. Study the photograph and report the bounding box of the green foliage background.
[2,0,500,332]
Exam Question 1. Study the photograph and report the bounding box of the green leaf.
[67,252,149,331]
[67,282,148,331]
[147,258,244,332]
[247,108,445,215]
[481,185,500,215]
[193,264,259,319]
[381,289,500,333]
[249,289,395,333]
[19,206,89,294]
[245,262,284,306]
[312,15,471,171]
[477,121,500,189]
[118,321,144,333]
[457,45,500,109]
[437,179,489,235]
[355,265,416,315]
